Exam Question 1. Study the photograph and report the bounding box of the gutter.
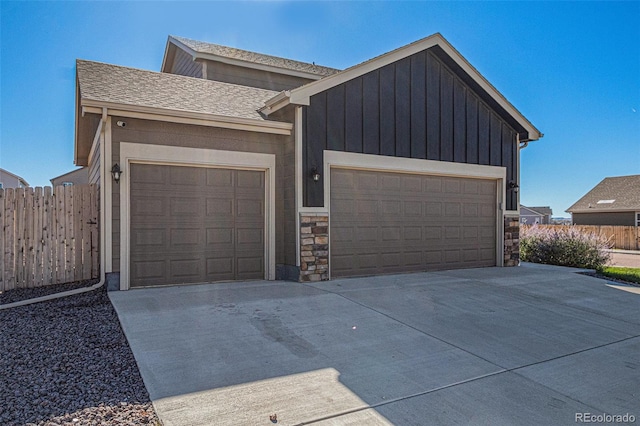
[0,109,108,310]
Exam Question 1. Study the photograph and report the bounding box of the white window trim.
[322,150,507,276]
[118,142,276,290]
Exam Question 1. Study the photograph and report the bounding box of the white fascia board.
[289,33,542,141]
[81,101,292,135]
[163,36,198,72]
[260,90,291,115]
[568,208,638,214]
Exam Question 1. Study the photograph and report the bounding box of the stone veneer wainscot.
[504,217,520,267]
[299,214,329,281]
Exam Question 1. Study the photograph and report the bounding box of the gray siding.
[171,47,203,78]
[205,60,314,91]
[109,116,296,274]
[303,48,520,211]
[572,212,636,226]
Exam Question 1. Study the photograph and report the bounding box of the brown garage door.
[330,168,497,277]
[129,164,265,287]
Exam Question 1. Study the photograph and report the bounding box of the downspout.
[0,108,109,310]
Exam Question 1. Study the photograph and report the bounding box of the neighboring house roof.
[527,206,553,216]
[0,168,29,187]
[76,59,280,122]
[164,35,341,79]
[263,33,542,142]
[566,175,640,213]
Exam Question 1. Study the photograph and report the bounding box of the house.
[520,205,553,224]
[74,33,542,290]
[0,168,29,189]
[567,175,640,226]
[50,167,89,188]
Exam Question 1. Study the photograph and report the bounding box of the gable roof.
[0,168,29,187]
[263,33,542,142]
[566,175,640,213]
[76,59,280,121]
[526,206,553,216]
[163,36,341,80]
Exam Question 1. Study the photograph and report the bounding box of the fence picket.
[0,190,4,291]
[0,185,99,291]
[42,187,53,285]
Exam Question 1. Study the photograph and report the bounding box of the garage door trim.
[119,142,276,290]
[322,150,507,278]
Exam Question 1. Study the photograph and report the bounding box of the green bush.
[520,225,611,269]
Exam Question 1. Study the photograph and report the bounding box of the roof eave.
[567,208,640,214]
[169,36,330,81]
[285,33,542,142]
[80,98,292,135]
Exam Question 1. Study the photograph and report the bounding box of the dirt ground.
[608,251,640,268]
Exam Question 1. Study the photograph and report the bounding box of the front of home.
[74,34,541,290]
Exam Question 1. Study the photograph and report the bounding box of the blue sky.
[1,1,638,216]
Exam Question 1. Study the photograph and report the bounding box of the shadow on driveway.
[110,264,640,425]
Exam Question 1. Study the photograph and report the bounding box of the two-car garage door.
[330,168,497,278]
[129,164,265,287]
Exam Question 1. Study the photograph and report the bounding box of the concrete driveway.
[110,263,640,426]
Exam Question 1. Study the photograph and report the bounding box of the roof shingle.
[76,59,279,121]
[567,175,640,212]
[171,36,340,78]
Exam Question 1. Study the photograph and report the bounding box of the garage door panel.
[331,168,496,277]
[130,164,265,287]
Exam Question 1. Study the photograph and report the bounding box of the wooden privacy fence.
[0,184,99,291]
[522,224,640,251]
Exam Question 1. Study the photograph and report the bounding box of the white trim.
[275,33,540,141]
[104,117,113,273]
[118,142,276,290]
[295,106,303,267]
[322,151,507,273]
[81,103,292,136]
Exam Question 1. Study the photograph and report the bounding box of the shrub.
[520,225,611,269]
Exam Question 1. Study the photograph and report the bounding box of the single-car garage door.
[330,168,497,277]
[129,164,265,287]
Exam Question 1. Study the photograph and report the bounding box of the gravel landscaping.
[0,281,161,425]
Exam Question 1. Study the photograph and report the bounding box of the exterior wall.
[0,170,27,189]
[299,213,329,281]
[51,168,89,187]
[170,46,203,78]
[302,47,519,211]
[504,217,519,267]
[108,116,296,277]
[205,60,314,91]
[572,211,636,226]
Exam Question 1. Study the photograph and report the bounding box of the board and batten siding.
[170,46,203,79]
[303,48,519,211]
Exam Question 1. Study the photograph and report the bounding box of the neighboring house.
[566,175,640,226]
[520,205,553,224]
[74,33,542,290]
[0,168,29,189]
[50,167,89,188]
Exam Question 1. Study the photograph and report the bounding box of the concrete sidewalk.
[110,264,640,425]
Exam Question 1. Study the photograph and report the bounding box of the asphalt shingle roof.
[567,175,640,212]
[76,59,279,121]
[172,36,340,78]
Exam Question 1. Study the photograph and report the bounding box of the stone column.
[504,217,520,266]
[299,213,329,282]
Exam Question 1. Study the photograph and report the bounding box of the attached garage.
[330,168,497,277]
[118,143,277,290]
[129,164,265,287]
